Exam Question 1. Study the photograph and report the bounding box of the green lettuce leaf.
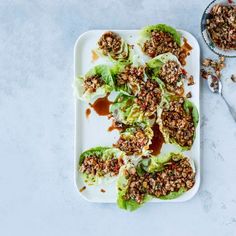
[117,165,152,211]
[139,152,185,173]
[110,93,150,125]
[117,153,194,210]
[79,146,124,185]
[159,187,186,200]
[74,64,114,102]
[117,126,153,156]
[140,24,181,46]
[97,37,132,63]
[158,97,199,150]
[145,53,183,96]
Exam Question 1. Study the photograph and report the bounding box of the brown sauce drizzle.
[107,120,124,132]
[149,124,164,155]
[85,108,91,118]
[90,94,112,116]
[179,38,192,66]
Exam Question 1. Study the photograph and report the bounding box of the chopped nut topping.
[142,30,190,65]
[123,158,195,204]
[135,79,162,116]
[186,91,192,98]
[206,4,236,50]
[200,69,209,80]
[116,66,145,94]
[231,74,236,82]
[159,60,185,95]
[83,75,104,93]
[98,31,129,60]
[114,128,150,155]
[201,56,226,80]
[98,31,122,55]
[79,186,86,192]
[80,156,123,177]
[187,75,195,86]
[161,97,195,147]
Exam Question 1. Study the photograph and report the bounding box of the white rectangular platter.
[74,29,200,203]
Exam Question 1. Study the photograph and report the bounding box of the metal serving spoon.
[207,74,236,122]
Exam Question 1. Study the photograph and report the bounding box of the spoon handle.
[221,94,236,122]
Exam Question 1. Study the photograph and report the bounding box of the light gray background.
[0,1,236,236]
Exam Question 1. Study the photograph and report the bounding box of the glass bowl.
[201,0,236,57]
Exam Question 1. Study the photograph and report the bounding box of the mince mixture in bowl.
[206,4,236,50]
[123,157,195,204]
[159,60,185,95]
[161,97,195,148]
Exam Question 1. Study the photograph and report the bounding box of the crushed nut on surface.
[79,186,86,192]
[201,56,226,80]
[187,75,195,86]
[231,74,236,82]
[186,91,192,98]
[200,69,209,80]
[100,189,106,193]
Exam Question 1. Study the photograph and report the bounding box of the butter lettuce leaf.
[117,165,152,211]
[110,93,150,125]
[79,146,125,185]
[158,97,199,150]
[74,64,114,102]
[140,24,181,46]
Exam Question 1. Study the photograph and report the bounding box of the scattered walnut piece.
[201,56,226,80]
[100,189,106,193]
[202,58,212,67]
[231,74,236,83]
[200,69,209,80]
[80,186,86,192]
[187,75,194,86]
[186,91,192,98]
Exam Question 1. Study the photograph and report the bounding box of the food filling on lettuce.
[160,97,198,149]
[75,65,114,101]
[117,153,195,210]
[114,127,153,156]
[79,147,124,185]
[98,31,130,61]
[114,65,145,95]
[139,24,188,65]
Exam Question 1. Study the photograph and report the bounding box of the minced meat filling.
[206,4,236,50]
[123,158,195,204]
[83,75,104,93]
[116,66,145,94]
[80,156,122,177]
[114,128,149,155]
[142,31,182,59]
[135,79,162,116]
[159,61,185,95]
[161,98,195,147]
[98,31,123,56]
